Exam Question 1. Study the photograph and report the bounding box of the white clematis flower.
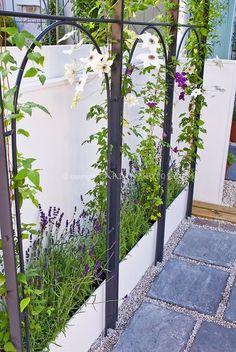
[63,39,84,55]
[139,31,160,52]
[191,88,204,98]
[80,49,103,69]
[125,93,138,107]
[136,52,161,69]
[75,75,87,92]
[57,30,77,44]
[64,61,79,85]
[93,54,113,77]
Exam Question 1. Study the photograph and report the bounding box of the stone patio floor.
[112,219,236,352]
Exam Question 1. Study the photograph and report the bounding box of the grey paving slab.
[190,321,236,352]
[174,227,236,267]
[148,258,229,315]
[225,280,236,322]
[112,302,195,352]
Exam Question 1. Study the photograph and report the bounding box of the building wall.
[212,0,236,59]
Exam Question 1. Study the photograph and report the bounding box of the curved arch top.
[126,24,168,74]
[176,26,201,60]
[13,20,110,110]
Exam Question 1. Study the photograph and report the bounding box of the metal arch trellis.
[0,1,207,350]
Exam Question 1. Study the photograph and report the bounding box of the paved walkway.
[112,220,236,352]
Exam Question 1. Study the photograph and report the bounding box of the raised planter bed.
[49,186,188,352]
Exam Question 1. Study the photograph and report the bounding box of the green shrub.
[227,152,236,166]
[0,16,17,46]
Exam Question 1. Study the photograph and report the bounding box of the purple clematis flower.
[173,146,179,153]
[146,101,157,108]
[126,65,135,76]
[179,91,185,101]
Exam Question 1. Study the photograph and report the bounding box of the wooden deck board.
[192,201,236,224]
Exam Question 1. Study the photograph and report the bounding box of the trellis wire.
[0,2,207,350]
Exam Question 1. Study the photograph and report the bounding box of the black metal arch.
[11,20,111,352]
[0,3,208,351]
[127,25,168,68]
[176,26,201,60]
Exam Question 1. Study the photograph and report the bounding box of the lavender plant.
[25,206,104,351]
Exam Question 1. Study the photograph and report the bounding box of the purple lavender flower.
[89,245,95,256]
[56,212,64,228]
[79,209,86,219]
[48,206,52,218]
[84,264,90,275]
[93,219,102,233]
[146,101,157,108]
[82,244,86,255]
[39,209,48,230]
[95,260,102,272]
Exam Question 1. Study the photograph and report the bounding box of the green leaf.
[4,341,16,352]
[4,99,14,113]
[14,32,25,49]
[0,273,6,285]
[21,105,32,116]
[17,272,27,285]
[21,29,35,40]
[28,170,40,187]
[20,297,30,312]
[14,169,28,181]
[27,52,44,66]
[21,102,51,116]
[22,158,36,169]
[1,27,18,35]
[0,51,16,65]
[38,74,46,85]
[24,67,38,78]
[17,129,30,137]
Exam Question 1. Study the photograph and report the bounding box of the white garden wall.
[7,46,236,233]
[194,60,236,204]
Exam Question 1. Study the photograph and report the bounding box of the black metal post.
[105,0,124,333]
[186,0,210,218]
[0,81,23,352]
[155,0,180,264]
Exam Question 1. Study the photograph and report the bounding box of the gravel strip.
[184,320,203,352]
[90,217,236,352]
[216,263,236,319]
[222,180,236,207]
[171,253,231,273]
